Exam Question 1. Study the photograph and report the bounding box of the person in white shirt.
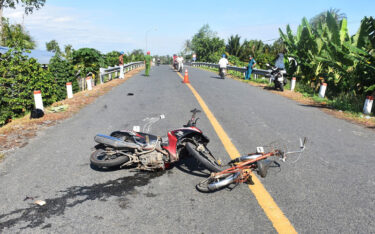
[218,54,229,79]
[218,54,229,68]
[176,56,184,72]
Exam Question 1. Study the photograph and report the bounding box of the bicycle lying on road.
[196,138,307,192]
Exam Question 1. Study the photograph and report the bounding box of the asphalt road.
[0,65,374,233]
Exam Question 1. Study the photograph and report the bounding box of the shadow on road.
[299,104,335,110]
[210,75,223,80]
[0,171,164,231]
[173,156,212,178]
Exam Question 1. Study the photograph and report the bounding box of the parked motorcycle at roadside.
[90,109,222,172]
[267,64,287,91]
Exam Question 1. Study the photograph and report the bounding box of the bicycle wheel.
[186,142,221,172]
[196,172,240,192]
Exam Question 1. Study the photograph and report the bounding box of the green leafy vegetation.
[188,11,374,115]
[0,47,58,125]
[280,11,375,113]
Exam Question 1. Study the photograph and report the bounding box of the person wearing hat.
[218,54,229,78]
[144,51,151,76]
[119,51,124,66]
[245,55,256,80]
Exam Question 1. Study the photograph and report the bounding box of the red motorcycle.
[90,109,222,172]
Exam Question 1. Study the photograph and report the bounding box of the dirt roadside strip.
[197,66,375,129]
[0,67,144,160]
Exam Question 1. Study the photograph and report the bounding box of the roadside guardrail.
[99,61,144,83]
[191,62,271,77]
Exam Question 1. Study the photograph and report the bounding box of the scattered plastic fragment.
[48,105,69,113]
[34,200,46,206]
[133,126,140,132]
[24,196,34,201]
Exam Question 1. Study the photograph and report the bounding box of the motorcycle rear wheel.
[90,148,129,168]
[186,142,221,172]
[280,83,284,91]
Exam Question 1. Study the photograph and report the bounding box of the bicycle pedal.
[246,176,254,185]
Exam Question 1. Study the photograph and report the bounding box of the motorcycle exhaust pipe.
[207,172,241,191]
[94,134,141,150]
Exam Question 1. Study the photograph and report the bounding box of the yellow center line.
[176,70,297,234]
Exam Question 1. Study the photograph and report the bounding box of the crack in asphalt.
[0,171,164,231]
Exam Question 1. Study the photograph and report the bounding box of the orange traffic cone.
[183,69,190,83]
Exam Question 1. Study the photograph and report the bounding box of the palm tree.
[226,34,242,57]
[310,8,346,30]
[1,19,36,49]
[183,39,192,54]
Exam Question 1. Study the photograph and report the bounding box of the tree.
[280,12,375,97]
[45,39,61,53]
[226,34,242,57]
[49,54,77,100]
[64,44,73,61]
[182,39,192,55]
[310,8,346,31]
[0,0,46,35]
[190,24,225,62]
[0,47,57,125]
[1,18,36,49]
[72,48,105,78]
[104,51,122,67]
[129,49,144,61]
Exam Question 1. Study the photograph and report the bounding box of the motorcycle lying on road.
[196,138,307,192]
[219,67,227,79]
[267,64,287,91]
[90,109,222,172]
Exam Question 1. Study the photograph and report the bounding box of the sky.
[3,0,375,55]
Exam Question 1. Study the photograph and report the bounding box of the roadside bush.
[0,48,58,125]
[49,54,78,100]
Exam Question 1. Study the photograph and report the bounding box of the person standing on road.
[245,55,256,80]
[144,51,151,76]
[119,51,124,66]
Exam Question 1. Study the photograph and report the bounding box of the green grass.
[294,82,369,115]
[0,153,4,162]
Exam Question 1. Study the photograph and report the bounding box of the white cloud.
[3,5,138,53]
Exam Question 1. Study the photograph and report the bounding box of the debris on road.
[23,196,35,201]
[34,200,46,206]
[48,104,69,113]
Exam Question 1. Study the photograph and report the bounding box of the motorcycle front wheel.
[186,142,221,172]
[90,148,129,168]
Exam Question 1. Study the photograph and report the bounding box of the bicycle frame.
[201,137,307,191]
[212,151,280,184]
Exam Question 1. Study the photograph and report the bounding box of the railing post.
[318,83,327,98]
[363,96,373,115]
[66,82,73,98]
[33,90,44,110]
[120,65,124,79]
[291,77,296,91]
[86,77,93,91]
[108,66,112,80]
[99,68,104,84]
